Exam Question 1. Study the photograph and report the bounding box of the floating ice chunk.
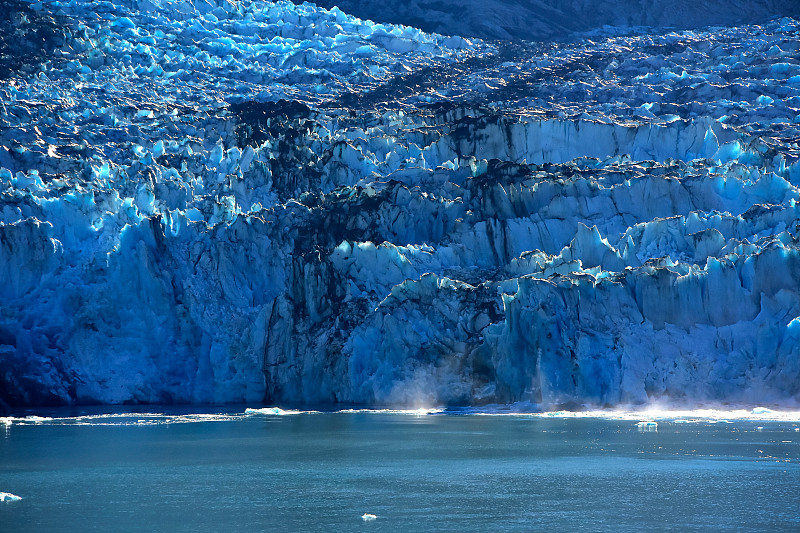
[362,513,377,521]
[636,421,658,431]
[751,407,775,415]
[244,407,304,416]
[0,492,21,502]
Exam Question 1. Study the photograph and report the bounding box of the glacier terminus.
[2,0,800,410]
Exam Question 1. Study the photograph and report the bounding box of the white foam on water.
[4,404,800,428]
[535,408,800,423]
[244,407,311,416]
[1,412,248,427]
[336,407,444,416]
[24,416,55,423]
[436,401,800,423]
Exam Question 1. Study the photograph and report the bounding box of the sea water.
[1,407,799,532]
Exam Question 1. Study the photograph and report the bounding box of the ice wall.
[1,0,799,408]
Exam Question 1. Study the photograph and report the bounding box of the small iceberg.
[245,407,287,415]
[0,492,21,502]
[637,421,658,431]
[361,513,377,521]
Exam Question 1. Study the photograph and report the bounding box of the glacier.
[1,0,800,409]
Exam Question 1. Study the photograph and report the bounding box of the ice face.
[1,0,799,409]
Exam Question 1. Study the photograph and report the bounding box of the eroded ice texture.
[298,0,800,42]
[1,0,799,408]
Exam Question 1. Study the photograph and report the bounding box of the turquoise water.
[1,408,799,532]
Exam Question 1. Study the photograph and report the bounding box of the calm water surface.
[1,407,799,532]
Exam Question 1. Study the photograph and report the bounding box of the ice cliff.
[1,0,800,408]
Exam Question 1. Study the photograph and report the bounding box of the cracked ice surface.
[1,0,800,408]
